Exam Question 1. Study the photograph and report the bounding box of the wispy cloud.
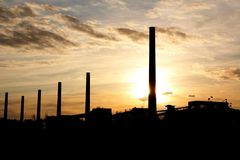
[145,0,215,19]
[60,14,117,41]
[162,91,173,95]
[103,0,127,9]
[0,4,35,23]
[0,3,75,49]
[0,2,192,50]
[188,95,196,98]
[0,59,26,68]
[207,67,240,80]
[0,58,60,68]
[157,27,188,39]
[145,0,182,19]
[26,2,66,12]
[0,2,121,50]
[193,64,240,81]
[0,21,74,48]
[183,2,216,13]
[138,96,148,102]
[156,27,192,43]
[116,28,148,41]
[116,26,191,43]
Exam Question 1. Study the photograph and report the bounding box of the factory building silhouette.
[0,27,240,131]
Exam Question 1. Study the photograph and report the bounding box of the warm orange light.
[131,68,172,103]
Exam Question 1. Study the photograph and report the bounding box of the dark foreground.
[1,104,240,158]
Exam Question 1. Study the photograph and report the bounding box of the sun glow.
[131,68,172,103]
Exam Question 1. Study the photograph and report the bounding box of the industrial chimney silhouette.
[85,72,90,115]
[57,82,62,118]
[20,96,24,122]
[37,89,41,121]
[4,92,8,120]
[148,27,157,116]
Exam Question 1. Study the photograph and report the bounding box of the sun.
[131,68,172,103]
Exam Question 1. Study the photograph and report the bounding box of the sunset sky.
[0,0,240,119]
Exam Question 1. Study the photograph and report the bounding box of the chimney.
[85,72,90,114]
[148,27,157,116]
[37,89,41,121]
[57,82,62,118]
[20,96,24,122]
[4,92,8,120]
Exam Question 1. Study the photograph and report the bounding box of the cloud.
[103,0,127,9]
[0,21,75,48]
[0,2,121,50]
[0,2,192,51]
[204,67,240,80]
[10,4,36,17]
[138,96,148,102]
[138,92,173,101]
[188,95,196,98]
[116,27,190,43]
[116,28,148,41]
[60,14,117,41]
[0,60,26,68]
[193,64,240,81]
[218,68,240,80]
[0,4,35,23]
[146,0,215,19]
[0,4,76,49]
[145,0,183,19]
[157,26,202,44]
[26,3,65,12]
[183,2,216,13]
[162,92,173,95]
[0,58,59,68]
[157,27,187,39]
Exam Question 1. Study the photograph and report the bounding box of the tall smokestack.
[20,96,24,122]
[4,92,8,120]
[85,72,90,114]
[148,27,157,116]
[37,89,41,121]
[57,82,62,118]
